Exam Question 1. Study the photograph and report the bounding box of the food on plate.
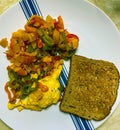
[3,15,79,111]
[6,56,63,111]
[60,55,120,120]
[0,38,8,48]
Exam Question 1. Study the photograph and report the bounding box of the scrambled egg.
[8,60,63,111]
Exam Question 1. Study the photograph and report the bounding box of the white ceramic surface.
[0,0,120,130]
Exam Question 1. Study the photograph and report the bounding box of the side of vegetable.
[1,15,79,106]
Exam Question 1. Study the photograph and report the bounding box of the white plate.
[0,0,120,130]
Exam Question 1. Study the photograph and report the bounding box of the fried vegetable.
[0,38,8,48]
[4,15,79,111]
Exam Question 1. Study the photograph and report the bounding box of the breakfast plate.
[0,0,120,130]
